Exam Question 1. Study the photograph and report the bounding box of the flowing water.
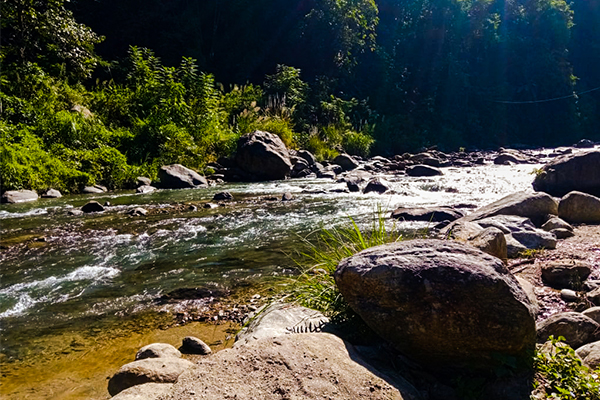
[0,160,547,398]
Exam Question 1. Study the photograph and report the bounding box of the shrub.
[533,336,600,399]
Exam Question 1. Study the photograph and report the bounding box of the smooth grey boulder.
[536,312,600,349]
[332,154,360,171]
[41,189,62,198]
[110,383,173,400]
[463,191,558,226]
[81,201,105,213]
[541,260,591,289]
[158,164,208,189]
[576,341,600,369]
[391,206,464,222]
[108,358,194,396]
[558,191,600,224]
[533,150,600,197]
[362,177,390,194]
[335,239,536,371]
[511,230,557,250]
[136,185,156,194]
[235,302,329,348]
[181,336,212,355]
[135,343,181,360]
[469,226,507,260]
[234,131,292,180]
[406,164,443,177]
[477,215,556,252]
[1,190,38,203]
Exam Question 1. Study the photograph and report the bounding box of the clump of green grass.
[292,210,401,320]
[533,336,600,399]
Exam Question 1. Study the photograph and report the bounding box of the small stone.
[282,192,293,201]
[181,336,212,355]
[136,343,182,360]
[213,191,233,201]
[129,207,148,216]
[137,176,152,187]
[560,289,579,302]
[552,228,575,239]
[587,287,600,306]
[104,201,111,207]
[203,203,218,209]
[81,201,105,213]
[68,209,84,216]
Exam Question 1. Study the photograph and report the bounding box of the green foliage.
[0,123,91,193]
[1,0,102,80]
[293,211,401,319]
[533,336,600,399]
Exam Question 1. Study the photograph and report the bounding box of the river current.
[0,157,550,397]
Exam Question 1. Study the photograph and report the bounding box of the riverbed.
[0,158,546,398]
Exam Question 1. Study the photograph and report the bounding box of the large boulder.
[41,188,62,198]
[1,190,38,204]
[335,239,536,371]
[536,312,600,349]
[158,164,208,189]
[234,131,292,180]
[533,150,600,197]
[332,154,360,171]
[108,358,194,396]
[558,191,600,223]
[463,191,558,226]
[165,334,420,400]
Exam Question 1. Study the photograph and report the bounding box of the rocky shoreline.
[96,138,600,400]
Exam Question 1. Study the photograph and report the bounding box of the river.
[0,158,546,398]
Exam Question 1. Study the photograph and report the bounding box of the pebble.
[560,289,579,302]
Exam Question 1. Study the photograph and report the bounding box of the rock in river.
[136,343,182,360]
[537,312,600,349]
[81,201,105,213]
[335,239,536,372]
[158,164,208,189]
[1,190,38,204]
[234,130,292,180]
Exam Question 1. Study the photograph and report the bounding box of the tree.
[1,0,102,80]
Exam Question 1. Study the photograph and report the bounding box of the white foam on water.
[0,265,120,318]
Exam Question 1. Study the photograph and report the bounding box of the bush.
[533,336,600,399]
[0,124,91,193]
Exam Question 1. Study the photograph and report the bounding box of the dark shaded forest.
[1,0,599,192]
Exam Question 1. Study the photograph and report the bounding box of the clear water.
[0,161,546,368]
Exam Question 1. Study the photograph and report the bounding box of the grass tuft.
[291,209,401,320]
